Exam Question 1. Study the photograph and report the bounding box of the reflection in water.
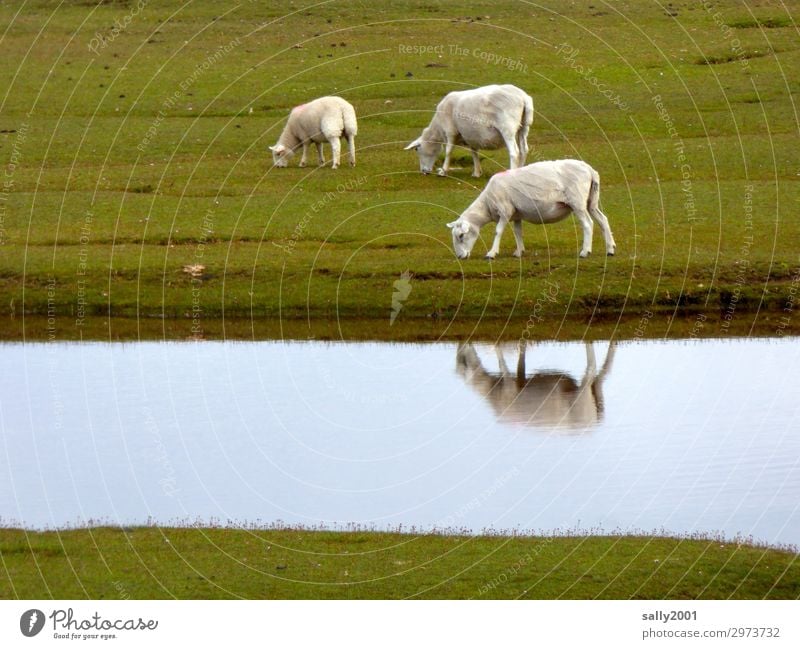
[456,341,616,430]
[0,338,798,546]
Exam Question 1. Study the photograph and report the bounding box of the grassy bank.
[2,310,796,342]
[1,1,799,337]
[1,527,797,599]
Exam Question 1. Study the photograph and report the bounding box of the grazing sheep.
[269,96,357,169]
[404,84,533,177]
[447,159,617,259]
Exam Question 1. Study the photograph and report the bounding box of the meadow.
[0,0,798,340]
[1,526,798,599]
[1,0,799,600]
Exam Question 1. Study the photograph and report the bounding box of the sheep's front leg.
[329,137,341,169]
[316,142,325,166]
[485,219,507,259]
[511,220,525,258]
[299,143,309,167]
[346,134,356,167]
[438,138,455,176]
[470,149,482,178]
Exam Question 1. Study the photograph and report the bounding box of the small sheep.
[269,96,357,169]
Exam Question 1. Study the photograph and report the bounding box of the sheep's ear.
[459,221,470,234]
[269,144,284,153]
[446,221,457,229]
[404,139,421,151]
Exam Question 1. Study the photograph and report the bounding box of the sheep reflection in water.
[455,341,616,430]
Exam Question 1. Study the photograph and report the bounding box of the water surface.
[1,338,798,546]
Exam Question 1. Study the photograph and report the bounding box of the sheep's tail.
[342,103,358,137]
[587,167,601,213]
[515,94,533,166]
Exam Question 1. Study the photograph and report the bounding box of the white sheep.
[447,159,617,259]
[404,84,533,177]
[269,96,357,169]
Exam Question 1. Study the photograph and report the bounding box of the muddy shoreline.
[3,310,795,342]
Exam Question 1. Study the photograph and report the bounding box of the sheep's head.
[447,219,479,259]
[404,131,442,175]
[269,144,293,167]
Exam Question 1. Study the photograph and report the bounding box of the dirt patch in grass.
[727,17,792,29]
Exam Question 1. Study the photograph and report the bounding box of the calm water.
[1,338,799,546]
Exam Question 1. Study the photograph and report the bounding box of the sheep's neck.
[426,118,447,144]
[278,125,302,152]
[462,200,493,228]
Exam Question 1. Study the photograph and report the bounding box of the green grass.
[1,527,797,599]
[1,0,799,338]
[1,3,798,600]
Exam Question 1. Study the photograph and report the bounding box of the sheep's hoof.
[513,250,525,258]
[607,250,616,257]
[485,254,496,260]
[299,162,307,168]
[471,171,482,178]
[331,164,339,170]
[579,251,591,258]
[437,168,447,177]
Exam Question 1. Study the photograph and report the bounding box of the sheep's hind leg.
[511,221,525,258]
[573,207,594,258]
[470,148,482,178]
[516,340,527,389]
[495,345,511,376]
[346,134,356,167]
[586,174,616,255]
[516,133,529,167]
[329,137,341,169]
[502,132,520,169]
[589,205,616,256]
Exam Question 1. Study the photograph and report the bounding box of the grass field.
[1,0,799,339]
[1,526,798,599]
[1,0,799,602]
